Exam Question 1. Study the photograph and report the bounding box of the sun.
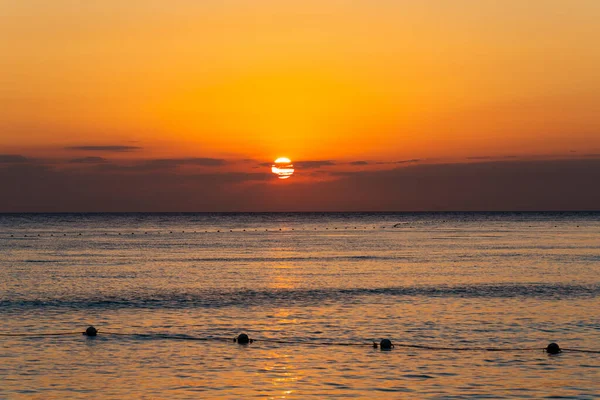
[271,157,294,179]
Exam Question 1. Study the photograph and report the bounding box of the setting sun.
[271,157,294,179]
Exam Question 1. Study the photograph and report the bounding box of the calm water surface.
[1,212,599,398]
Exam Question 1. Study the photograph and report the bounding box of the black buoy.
[84,326,98,337]
[380,339,394,350]
[546,343,561,354]
[235,333,252,344]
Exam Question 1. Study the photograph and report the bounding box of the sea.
[1,212,599,399]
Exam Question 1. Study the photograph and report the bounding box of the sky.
[1,0,599,211]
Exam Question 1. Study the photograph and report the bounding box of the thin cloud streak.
[294,160,336,169]
[0,154,29,163]
[395,159,421,164]
[65,146,142,152]
[69,156,108,164]
[142,158,227,168]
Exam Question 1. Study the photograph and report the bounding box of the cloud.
[349,160,369,166]
[0,154,29,163]
[68,156,108,164]
[294,160,336,169]
[466,156,493,160]
[395,159,421,164]
[65,145,142,152]
[142,158,227,168]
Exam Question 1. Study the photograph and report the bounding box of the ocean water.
[1,212,599,399]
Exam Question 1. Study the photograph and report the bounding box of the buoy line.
[1,327,599,354]
[3,227,404,237]
[4,223,583,238]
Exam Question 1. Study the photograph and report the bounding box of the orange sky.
[1,1,600,211]
[2,0,600,160]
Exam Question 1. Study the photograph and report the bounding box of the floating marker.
[379,339,394,350]
[235,333,252,344]
[84,326,98,337]
[546,343,561,354]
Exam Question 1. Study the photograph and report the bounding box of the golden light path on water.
[272,157,294,179]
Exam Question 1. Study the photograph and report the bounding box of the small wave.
[1,283,598,311]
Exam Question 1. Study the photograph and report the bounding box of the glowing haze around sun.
[271,157,294,179]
